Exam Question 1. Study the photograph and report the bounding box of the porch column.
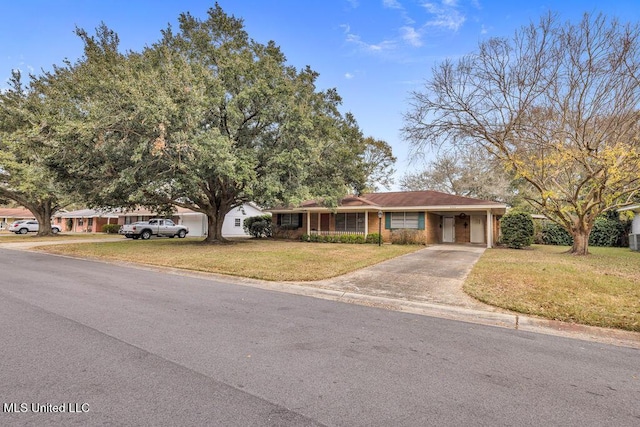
[318,213,321,233]
[364,211,368,236]
[307,211,311,235]
[486,210,493,249]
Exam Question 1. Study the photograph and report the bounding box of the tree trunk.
[29,201,56,237]
[569,222,591,256]
[204,208,230,243]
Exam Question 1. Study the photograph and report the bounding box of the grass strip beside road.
[465,245,640,332]
[36,238,421,282]
[0,233,120,242]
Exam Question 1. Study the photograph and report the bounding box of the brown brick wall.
[426,212,440,244]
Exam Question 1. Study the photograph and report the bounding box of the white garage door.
[180,215,207,237]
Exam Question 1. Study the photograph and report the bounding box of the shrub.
[532,219,545,244]
[301,233,366,244]
[366,233,382,244]
[538,214,628,247]
[589,216,626,247]
[500,211,534,249]
[243,215,272,238]
[390,229,426,245]
[541,222,573,246]
[102,224,120,234]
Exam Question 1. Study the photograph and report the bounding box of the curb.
[5,242,640,350]
[76,258,640,350]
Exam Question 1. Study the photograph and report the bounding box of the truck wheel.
[52,228,60,234]
[19,228,28,234]
[178,229,186,238]
[141,230,152,240]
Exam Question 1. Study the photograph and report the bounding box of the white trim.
[364,211,368,236]
[486,210,493,249]
[618,204,640,213]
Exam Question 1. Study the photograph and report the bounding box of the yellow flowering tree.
[403,12,640,255]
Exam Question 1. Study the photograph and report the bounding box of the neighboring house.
[54,209,120,232]
[0,208,35,230]
[618,204,640,251]
[268,191,507,248]
[114,203,266,238]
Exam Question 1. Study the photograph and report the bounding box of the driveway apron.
[315,244,499,311]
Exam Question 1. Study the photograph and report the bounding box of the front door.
[470,215,485,243]
[320,214,330,231]
[443,217,455,242]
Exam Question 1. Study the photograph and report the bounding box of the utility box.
[630,234,640,251]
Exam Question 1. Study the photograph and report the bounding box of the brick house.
[268,191,507,248]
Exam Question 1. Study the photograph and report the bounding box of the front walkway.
[314,244,501,311]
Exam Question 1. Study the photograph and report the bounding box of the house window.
[78,218,84,226]
[234,218,241,227]
[335,213,366,233]
[279,213,300,228]
[390,212,420,229]
[88,218,94,227]
[124,217,133,225]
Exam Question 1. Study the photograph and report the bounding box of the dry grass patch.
[465,245,640,331]
[0,233,118,243]
[37,238,421,281]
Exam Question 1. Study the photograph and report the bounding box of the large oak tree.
[0,71,68,235]
[43,5,393,242]
[403,12,640,255]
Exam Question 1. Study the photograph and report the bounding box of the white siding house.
[221,203,266,237]
[179,203,267,237]
[618,204,640,251]
[59,203,268,238]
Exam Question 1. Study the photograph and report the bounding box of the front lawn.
[0,232,119,242]
[465,245,640,332]
[37,238,421,281]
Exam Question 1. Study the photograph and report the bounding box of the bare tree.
[400,147,518,204]
[403,12,640,255]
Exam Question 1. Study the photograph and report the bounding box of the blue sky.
[2,0,640,189]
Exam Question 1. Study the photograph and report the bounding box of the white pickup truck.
[119,218,189,240]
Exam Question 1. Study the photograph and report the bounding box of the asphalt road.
[0,249,638,426]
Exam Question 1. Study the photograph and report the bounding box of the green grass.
[36,238,421,281]
[465,245,640,332]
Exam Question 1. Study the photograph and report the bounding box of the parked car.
[8,220,61,234]
[119,218,188,240]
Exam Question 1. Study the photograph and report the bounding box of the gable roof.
[270,190,506,212]
[362,190,504,208]
[0,207,35,219]
[55,208,120,218]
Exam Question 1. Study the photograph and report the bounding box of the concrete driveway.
[314,244,500,311]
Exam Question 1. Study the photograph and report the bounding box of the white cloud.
[401,26,422,47]
[421,1,466,31]
[346,0,359,8]
[345,72,355,79]
[383,0,403,9]
[480,24,488,35]
[345,33,396,53]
